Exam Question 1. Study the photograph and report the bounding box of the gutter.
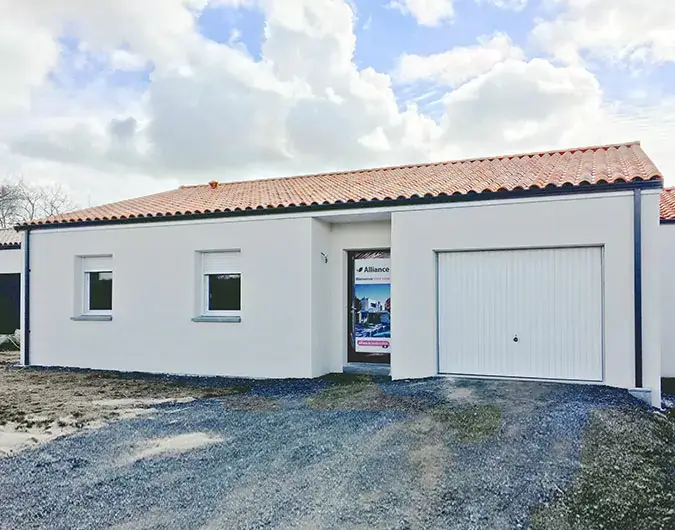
[23,229,30,366]
[15,179,662,232]
[0,244,21,250]
[633,189,642,388]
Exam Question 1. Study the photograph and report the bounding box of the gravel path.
[0,373,668,530]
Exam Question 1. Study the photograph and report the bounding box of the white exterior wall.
[641,192,662,402]
[310,219,332,377]
[26,214,392,379]
[28,217,316,378]
[391,190,662,407]
[23,190,661,404]
[661,224,675,378]
[0,248,21,274]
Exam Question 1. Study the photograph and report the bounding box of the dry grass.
[0,351,249,456]
[532,407,675,530]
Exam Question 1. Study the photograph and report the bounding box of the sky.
[1,0,674,209]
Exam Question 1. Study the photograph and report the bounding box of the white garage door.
[437,247,603,381]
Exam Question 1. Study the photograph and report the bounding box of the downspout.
[633,189,642,388]
[23,229,30,366]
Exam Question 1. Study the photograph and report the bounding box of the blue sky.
[0,0,674,206]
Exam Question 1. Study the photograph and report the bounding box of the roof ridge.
[179,141,642,191]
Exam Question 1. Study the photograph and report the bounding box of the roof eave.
[16,178,663,232]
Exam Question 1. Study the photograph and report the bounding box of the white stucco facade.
[390,190,661,406]
[21,189,662,405]
[0,247,21,274]
[661,224,675,378]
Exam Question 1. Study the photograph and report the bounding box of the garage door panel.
[438,247,603,381]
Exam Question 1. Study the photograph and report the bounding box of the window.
[82,256,113,314]
[201,251,241,316]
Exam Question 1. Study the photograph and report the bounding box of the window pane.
[88,271,112,311]
[208,274,240,311]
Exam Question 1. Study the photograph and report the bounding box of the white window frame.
[201,251,241,318]
[82,257,113,316]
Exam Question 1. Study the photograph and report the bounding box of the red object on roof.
[20,142,663,228]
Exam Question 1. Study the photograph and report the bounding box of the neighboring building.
[659,187,675,379]
[15,142,665,406]
[0,228,21,335]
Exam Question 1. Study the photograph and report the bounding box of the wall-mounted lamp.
[320,252,328,263]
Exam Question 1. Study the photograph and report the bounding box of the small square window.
[201,251,241,317]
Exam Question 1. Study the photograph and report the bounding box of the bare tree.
[0,177,76,228]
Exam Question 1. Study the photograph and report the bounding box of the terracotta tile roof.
[21,142,662,228]
[661,187,675,220]
[0,228,21,248]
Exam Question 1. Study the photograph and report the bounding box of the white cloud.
[532,0,675,66]
[0,3,59,113]
[0,0,674,210]
[395,33,524,87]
[478,0,527,11]
[389,0,454,26]
[109,50,148,72]
[438,58,604,154]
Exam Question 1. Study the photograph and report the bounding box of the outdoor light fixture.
[320,252,328,263]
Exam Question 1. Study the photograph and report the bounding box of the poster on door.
[353,256,391,354]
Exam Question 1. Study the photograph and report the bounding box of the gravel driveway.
[0,370,673,530]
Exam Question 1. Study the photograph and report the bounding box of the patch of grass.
[531,408,675,530]
[429,404,502,442]
[308,381,430,412]
[308,381,373,409]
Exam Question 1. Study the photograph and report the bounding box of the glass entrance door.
[347,250,391,364]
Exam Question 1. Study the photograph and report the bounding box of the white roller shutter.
[202,251,240,274]
[82,256,112,272]
[437,247,603,382]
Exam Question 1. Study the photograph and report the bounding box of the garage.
[437,247,603,382]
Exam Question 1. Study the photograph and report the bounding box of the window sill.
[71,315,113,322]
[191,316,241,323]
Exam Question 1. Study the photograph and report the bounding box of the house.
[0,228,21,335]
[15,142,664,406]
[660,187,675,379]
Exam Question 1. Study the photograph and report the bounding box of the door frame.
[346,248,391,365]
[434,245,606,381]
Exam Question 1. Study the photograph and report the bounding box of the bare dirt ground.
[0,352,242,457]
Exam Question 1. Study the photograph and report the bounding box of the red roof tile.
[661,187,675,220]
[21,142,663,228]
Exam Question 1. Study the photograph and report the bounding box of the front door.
[347,250,391,364]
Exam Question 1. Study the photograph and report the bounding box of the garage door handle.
[513,336,519,343]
